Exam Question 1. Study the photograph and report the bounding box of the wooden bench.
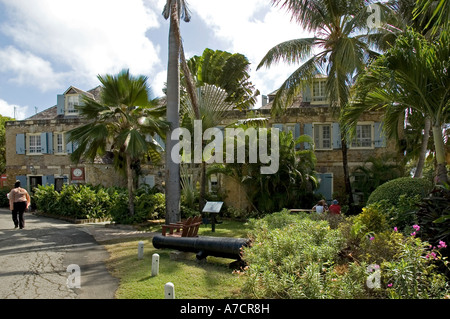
[289,208,313,213]
[161,215,202,237]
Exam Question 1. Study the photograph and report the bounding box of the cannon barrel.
[152,235,250,260]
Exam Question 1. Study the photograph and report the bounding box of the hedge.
[366,177,433,206]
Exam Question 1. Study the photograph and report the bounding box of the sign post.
[202,201,223,232]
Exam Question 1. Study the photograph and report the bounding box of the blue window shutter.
[332,123,342,149]
[272,124,283,132]
[66,141,73,154]
[43,175,55,186]
[40,132,48,153]
[57,95,65,115]
[374,122,386,147]
[16,134,26,154]
[304,123,313,149]
[47,132,54,154]
[294,123,301,150]
[302,85,311,102]
[16,176,27,189]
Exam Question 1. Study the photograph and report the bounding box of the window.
[209,174,219,193]
[312,80,326,102]
[314,124,332,150]
[28,134,42,154]
[351,124,373,148]
[285,124,296,136]
[55,133,65,153]
[66,95,81,114]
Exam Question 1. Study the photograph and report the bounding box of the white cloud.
[0,98,28,120]
[0,46,65,91]
[0,0,162,89]
[188,0,314,103]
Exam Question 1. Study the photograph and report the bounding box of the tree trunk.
[414,117,431,178]
[165,2,181,224]
[199,160,207,212]
[126,154,135,216]
[432,125,448,185]
[341,138,355,213]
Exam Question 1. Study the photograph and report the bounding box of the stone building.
[4,86,162,192]
[5,76,399,210]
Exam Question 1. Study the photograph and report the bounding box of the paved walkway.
[0,208,156,299]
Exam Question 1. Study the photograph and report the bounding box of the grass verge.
[103,219,252,299]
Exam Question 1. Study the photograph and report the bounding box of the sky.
[0,0,312,120]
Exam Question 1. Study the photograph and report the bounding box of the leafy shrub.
[367,177,432,206]
[0,188,10,207]
[241,211,346,298]
[353,202,391,235]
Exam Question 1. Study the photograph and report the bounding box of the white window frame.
[311,79,327,104]
[27,133,42,155]
[350,122,374,149]
[66,94,81,115]
[54,132,66,154]
[313,123,333,150]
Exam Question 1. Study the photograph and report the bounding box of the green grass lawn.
[104,219,252,299]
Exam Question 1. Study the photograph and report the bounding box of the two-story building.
[4,86,162,192]
[5,76,399,210]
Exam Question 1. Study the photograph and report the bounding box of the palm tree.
[180,48,260,210]
[257,0,380,212]
[162,0,192,224]
[67,70,168,216]
[346,28,449,184]
[414,0,449,34]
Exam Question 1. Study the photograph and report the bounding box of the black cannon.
[152,234,250,261]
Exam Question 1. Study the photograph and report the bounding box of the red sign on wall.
[71,167,85,181]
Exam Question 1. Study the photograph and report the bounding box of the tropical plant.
[67,70,167,217]
[346,28,450,184]
[414,0,450,34]
[209,128,318,214]
[257,0,383,213]
[179,48,260,211]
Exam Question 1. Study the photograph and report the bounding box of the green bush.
[0,188,10,207]
[367,177,432,206]
[241,211,346,298]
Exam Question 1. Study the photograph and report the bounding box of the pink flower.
[369,236,375,241]
[438,241,447,249]
[387,283,393,288]
[413,225,420,232]
[394,227,398,232]
[411,232,416,237]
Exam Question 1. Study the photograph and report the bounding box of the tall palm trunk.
[126,153,135,216]
[165,2,181,224]
[414,117,431,178]
[432,125,448,184]
[341,137,355,212]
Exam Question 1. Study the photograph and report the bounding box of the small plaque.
[202,201,223,213]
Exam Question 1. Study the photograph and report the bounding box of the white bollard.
[165,282,175,299]
[138,241,144,260]
[152,253,160,276]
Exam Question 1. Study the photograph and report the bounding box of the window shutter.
[332,123,342,149]
[15,176,27,189]
[66,141,73,154]
[57,95,65,115]
[16,134,26,154]
[294,123,301,150]
[304,123,313,149]
[40,132,48,153]
[302,85,311,102]
[272,124,283,132]
[42,175,55,186]
[47,132,54,154]
[374,122,386,147]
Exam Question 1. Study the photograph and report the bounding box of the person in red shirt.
[329,199,341,215]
